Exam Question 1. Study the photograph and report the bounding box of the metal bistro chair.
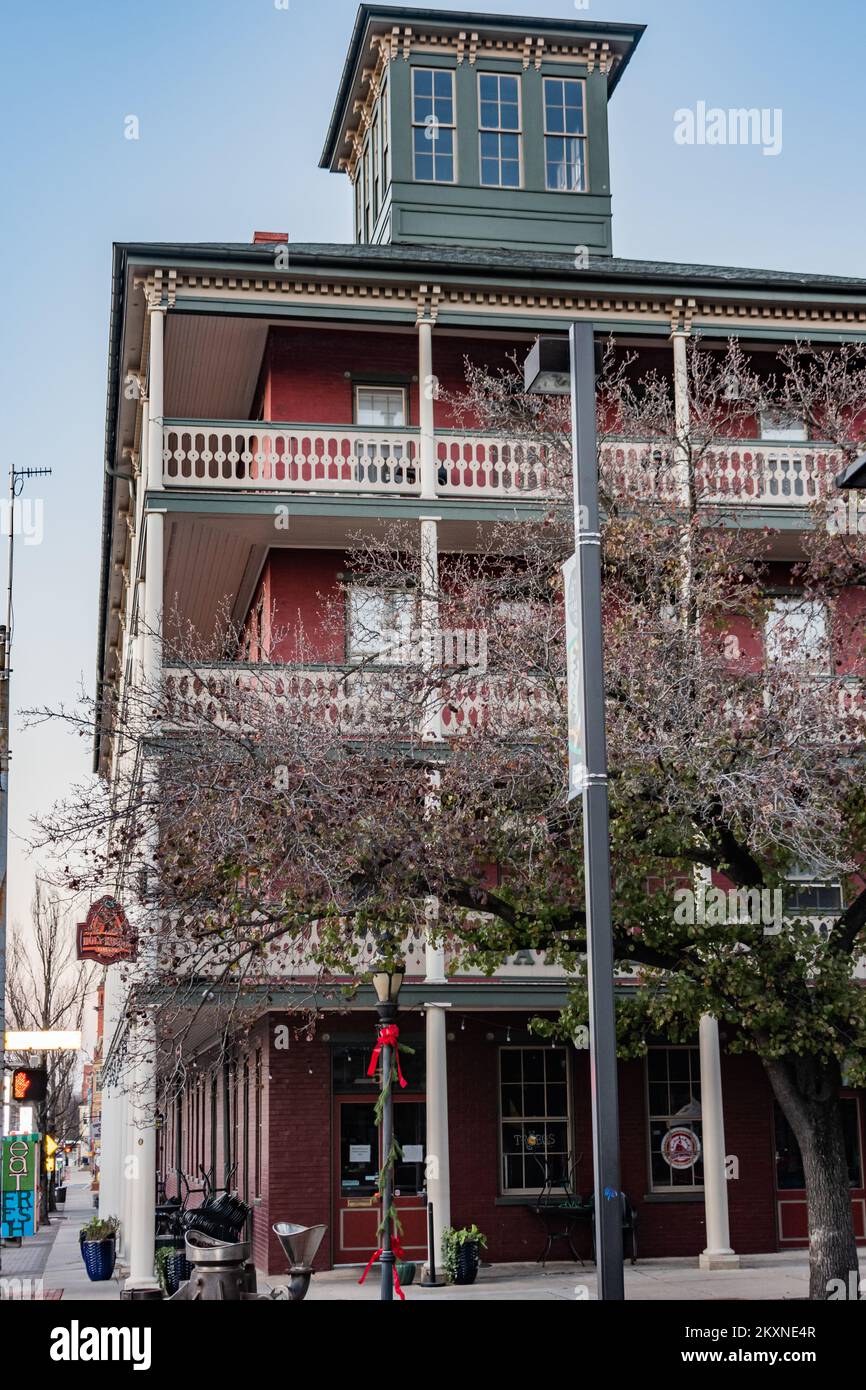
[529,1155,591,1266]
[589,1190,639,1266]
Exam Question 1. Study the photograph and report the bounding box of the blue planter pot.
[80,1237,117,1282]
[454,1242,480,1285]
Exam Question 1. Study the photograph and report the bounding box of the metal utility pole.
[524,326,624,1299]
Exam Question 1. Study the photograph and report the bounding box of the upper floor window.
[784,866,843,916]
[544,78,587,191]
[764,596,828,668]
[759,410,808,442]
[478,73,521,188]
[347,586,414,662]
[412,67,455,183]
[354,386,407,428]
[381,82,390,187]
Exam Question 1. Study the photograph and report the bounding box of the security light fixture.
[835,451,866,490]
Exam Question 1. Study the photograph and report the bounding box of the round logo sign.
[661,1126,701,1170]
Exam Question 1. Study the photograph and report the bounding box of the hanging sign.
[562,553,584,801]
[1,1133,39,1238]
[77,896,137,964]
[661,1126,702,1170]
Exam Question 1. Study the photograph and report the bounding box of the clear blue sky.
[1,0,865,933]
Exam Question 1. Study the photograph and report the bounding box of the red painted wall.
[263,326,522,430]
[242,550,346,664]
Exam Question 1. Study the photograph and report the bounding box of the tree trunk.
[763,1055,860,1299]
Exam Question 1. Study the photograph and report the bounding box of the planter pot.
[165,1250,191,1296]
[396,1261,416,1287]
[80,1237,117,1282]
[454,1242,480,1286]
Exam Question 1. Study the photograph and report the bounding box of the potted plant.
[79,1215,119,1282]
[441,1225,487,1286]
[155,1241,191,1297]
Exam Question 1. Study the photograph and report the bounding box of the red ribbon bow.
[358,1235,407,1300]
[367,1023,407,1089]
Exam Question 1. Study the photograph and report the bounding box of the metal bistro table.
[526,1161,593,1266]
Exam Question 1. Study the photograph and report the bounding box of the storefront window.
[499,1046,571,1194]
[647,1045,704,1190]
[332,1040,425,1091]
[775,1099,862,1189]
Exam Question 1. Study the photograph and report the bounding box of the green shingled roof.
[118,240,866,293]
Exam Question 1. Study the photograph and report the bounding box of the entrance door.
[774,1094,866,1245]
[334,1097,428,1265]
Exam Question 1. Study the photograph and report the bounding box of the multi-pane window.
[764,596,828,669]
[347,586,414,661]
[647,1046,704,1190]
[354,385,407,428]
[412,68,455,183]
[478,73,521,188]
[759,410,808,442]
[381,83,390,187]
[544,77,587,191]
[372,113,381,217]
[364,135,373,239]
[784,865,843,915]
[499,1047,570,1194]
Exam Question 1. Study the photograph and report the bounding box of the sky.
[1,0,865,945]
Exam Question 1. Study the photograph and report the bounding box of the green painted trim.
[132,253,866,310]
[171,296,418,325]
[146,490,548,522]
[167,294,866,344]
[164,419,421,433]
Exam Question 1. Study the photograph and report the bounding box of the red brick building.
[95,6,866,1285]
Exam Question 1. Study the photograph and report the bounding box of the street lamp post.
[524,323,625,1300]
[371,959,405,1302]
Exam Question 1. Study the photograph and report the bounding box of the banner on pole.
[1,1132,39,1238]
[562,553,584,801]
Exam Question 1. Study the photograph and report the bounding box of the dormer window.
[478,73,522,188]
[544,78,588,191]
[412,68,455,183]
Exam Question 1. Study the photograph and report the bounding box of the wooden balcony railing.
[162,421,843,508]
[163,665,559,738]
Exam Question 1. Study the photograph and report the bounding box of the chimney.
[253,231,288,243]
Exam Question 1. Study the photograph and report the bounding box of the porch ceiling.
[164,313,269,420]
[162,506,518,638]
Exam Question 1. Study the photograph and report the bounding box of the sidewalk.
[41,1172,123,1301]
[283,1251,811,1301]
[1,1170,122,1300]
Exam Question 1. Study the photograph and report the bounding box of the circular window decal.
[661,1126,702,1170]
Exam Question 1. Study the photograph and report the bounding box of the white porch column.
[698,1014,739,1269]
[146,297,165,494]
[124,294,166,1294]
[424,933,452,1284]
[671,319,691,509]
[418,318,437,500]
[119,1089,133,1258]
[418,514,450,1279]
[97,964,124,1223]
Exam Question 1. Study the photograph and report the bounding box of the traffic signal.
[11,1067,48,1103]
